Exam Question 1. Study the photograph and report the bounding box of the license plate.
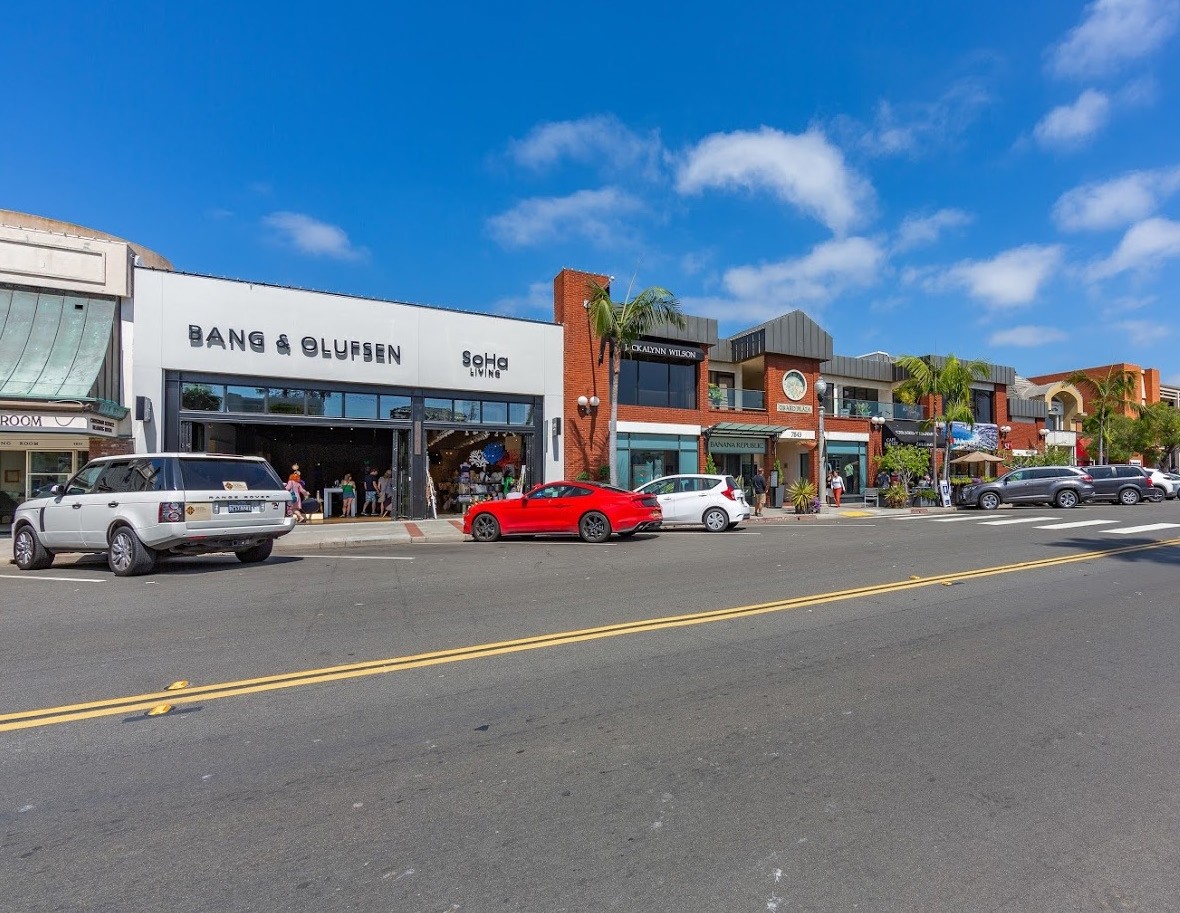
[218,502,259,514]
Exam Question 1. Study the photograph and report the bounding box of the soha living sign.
[187,325,402,364]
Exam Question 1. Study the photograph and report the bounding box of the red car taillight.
[639,496,660,509]
[721,485,737,501]
[1146,477,1154,487]
[159,501,185,523]
[1081,474,1093,482]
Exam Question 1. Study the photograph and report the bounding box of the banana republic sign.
[187,325,402,365]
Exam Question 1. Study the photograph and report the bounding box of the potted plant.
[786,478,817,514]
[597,464,611,482]
[708,383,724,408]
[883,483,910,508]
[912,486,938,506]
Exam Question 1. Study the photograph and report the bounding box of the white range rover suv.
[11,453,296,576]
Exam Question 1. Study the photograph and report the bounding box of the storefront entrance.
[428,429,532,515]
[0,436,93,531]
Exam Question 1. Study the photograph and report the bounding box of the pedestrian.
[379,469,394,518]
[830,468,845,507]
[752,465,767,516]
[362,467,380,516]
[285,470,310,524]
[341,473,357,518]
[876,468,890,488]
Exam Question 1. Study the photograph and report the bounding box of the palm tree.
[1067,368,1137,464]
[895,354,991,485]
[586,279,684,487]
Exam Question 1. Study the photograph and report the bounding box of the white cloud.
[486,187,643,248]
[1117,319,1168,345]
[720,236,884,310]
[988,325,1069,347]
[1088,216,1180,278]
[506,115,663,177]
[894,209,973,252]
[1048,0,1180,79]
[1033,89,1111,148]
[933,244,1064,308]
[841,79,992,158]
[490,281,553,318]
[1053,165,1180,231]
[675,127,874,235]
[262,212,366,261]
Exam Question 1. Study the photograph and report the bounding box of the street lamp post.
[814,378,827,514]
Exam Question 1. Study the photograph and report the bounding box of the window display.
[428,430,532,515]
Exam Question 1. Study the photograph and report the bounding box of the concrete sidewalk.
[275,502,954,550]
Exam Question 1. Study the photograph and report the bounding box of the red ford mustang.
[463,481,663,543]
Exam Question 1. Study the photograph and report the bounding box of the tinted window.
[65,463,106,496]
[225,386,266,413]
[98,458,171,493]
[181,383,224,411]
[267,389,306,415]
[618,357,698,409]
[1088,466,1113,479]
[1045,468,1073,478]
[381,395,412,420]
[1116,466,1145,478]
[509,402,533,425]
[563,485,593,498]
[1004,470,1026,481]
[638,479,675,495]
[530,484,567,499]
[179,459,284,491]
[346,392,379,419]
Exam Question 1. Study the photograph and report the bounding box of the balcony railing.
[832,398,925,421]
[708,387,766,411]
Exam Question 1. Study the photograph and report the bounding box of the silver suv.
[11,453,295,576]
[959,466,1095,510]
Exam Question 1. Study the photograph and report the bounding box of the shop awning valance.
[0,288,118,400]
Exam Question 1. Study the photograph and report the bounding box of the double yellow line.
[4,538,1177,732]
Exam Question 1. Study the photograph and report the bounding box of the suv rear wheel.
[1054,489,1079,509]
[236,540,274,563]
[979,491,1001,511]
[108,526,158,577]
[1118,487,1141,506]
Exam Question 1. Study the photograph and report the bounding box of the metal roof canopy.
[0,287,118,400]
[706,422,796,436]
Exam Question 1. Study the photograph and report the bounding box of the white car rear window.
[180,458,284,491]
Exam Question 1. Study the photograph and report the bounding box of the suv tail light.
[1080,474,1093,482]
[285,501,296,517]
[159,501,185,523]
[721,484,737,501]
[1146,477,1154,487]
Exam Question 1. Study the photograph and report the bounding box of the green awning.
[706,422,795,436]
[0,287,118,400]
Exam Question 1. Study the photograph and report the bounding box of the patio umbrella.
[949,452,1006,465]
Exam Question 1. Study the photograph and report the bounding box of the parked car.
[634,474,750,532]
[958,466,1094,510]
[464,481,662,543]
[11,453,296,576]
[1082,465,1154,505]
[1145,468,1178,499]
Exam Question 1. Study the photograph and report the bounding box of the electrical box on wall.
[135,396,153,422]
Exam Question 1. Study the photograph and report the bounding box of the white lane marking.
[0,574,106,583]
[928,516,980,522]
[978,516,1055,526]
[660,531,762,535]
[1034,519,1118,530]
[283,555,415,560]
[1103,523,1180,535]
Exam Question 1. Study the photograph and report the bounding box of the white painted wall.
[131,269,565,480]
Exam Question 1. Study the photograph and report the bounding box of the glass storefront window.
[346,392,379,419]
[424,398,454,421]
[307,391,344,417]
[825,441,867,497]
[509,402,533,425]
[381,395,412,420]
[29,451,73,474]
[619,358,698,409]
[225,386,266,413]
[181,383,225,411]
[615,433,699,489]
[453,400,481,423]
[481,401,508,424]
[267,388,306,415]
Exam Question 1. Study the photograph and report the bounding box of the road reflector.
[146,704,173,717]
[166,681,189,691]
[910,575,921,580]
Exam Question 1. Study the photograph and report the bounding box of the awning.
[0,288,126,416]
[706,422,796,455]
[882,420,935,449]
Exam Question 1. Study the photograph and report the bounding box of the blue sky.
[4,1,1180,382]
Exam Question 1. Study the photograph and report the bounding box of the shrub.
[883,483,910,508]
[786,478,817,512]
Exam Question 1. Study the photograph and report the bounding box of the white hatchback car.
[634,474,750,532]
[11,453,296,576]
[1145,468,1179,499]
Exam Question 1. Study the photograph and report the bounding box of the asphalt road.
[3,501,1180,911]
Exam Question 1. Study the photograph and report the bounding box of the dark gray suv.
[959,466,1095,510]
[1082,465,1154,505]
